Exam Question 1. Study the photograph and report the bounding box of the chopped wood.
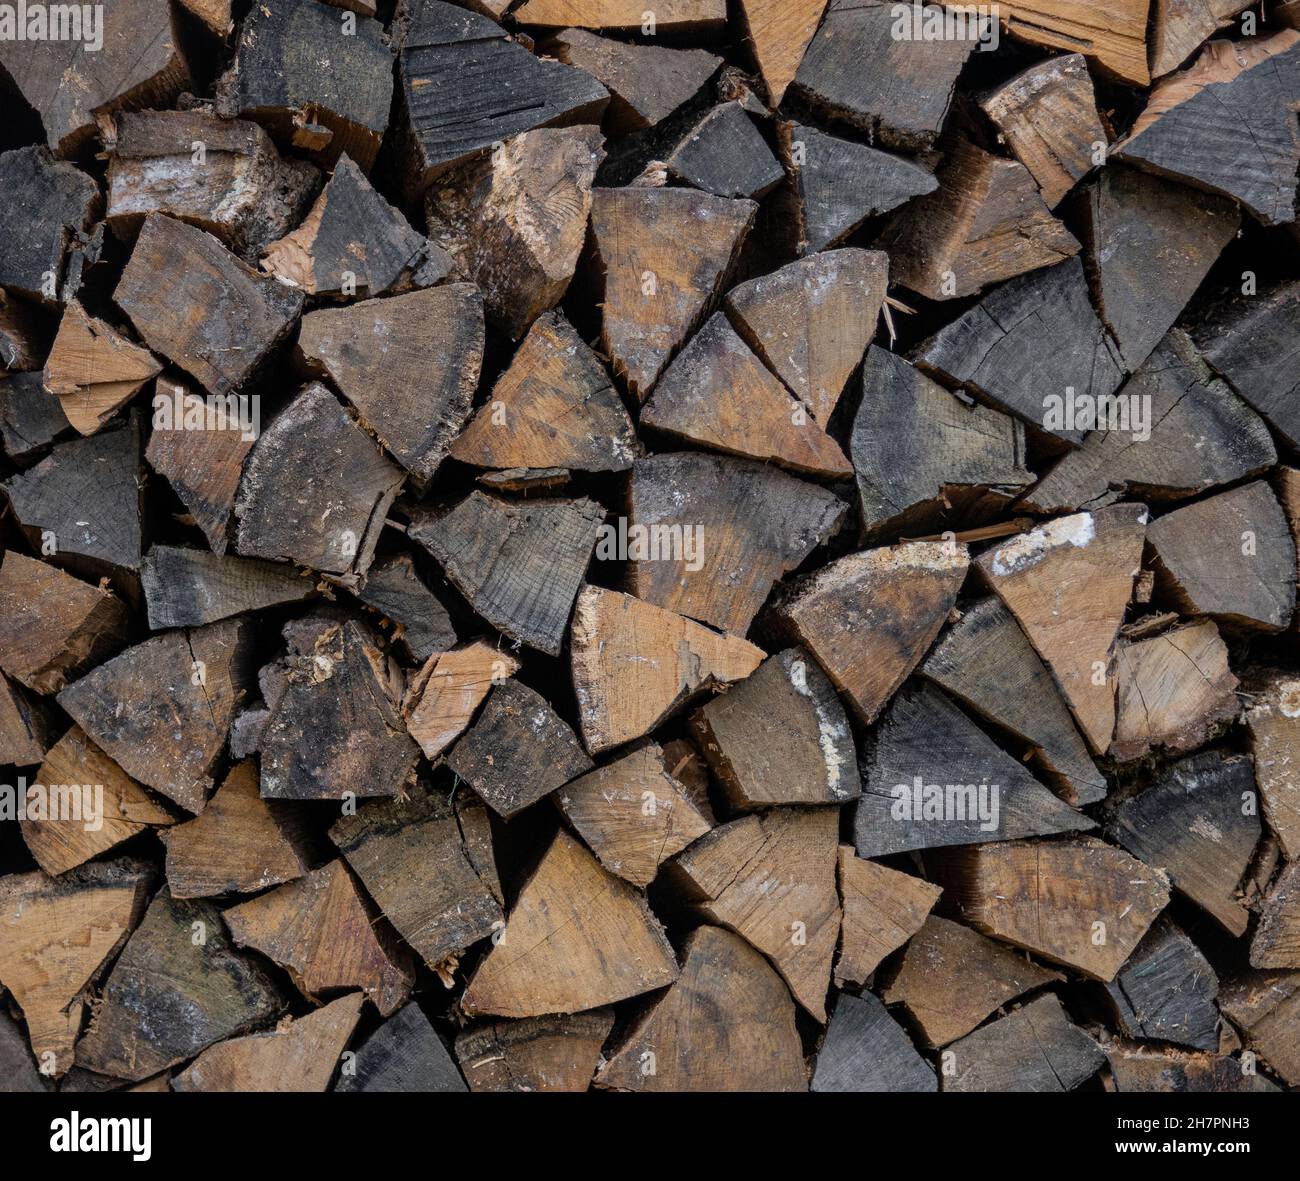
[737,0,827,106]
[1245,673,1300,861]
[1107,1042,1279,1093]
[455,1010,612,1093]
[1218,969,1300,1085]
[515,0,725,29]
[835,846,941,989]
[812,991,936,1092]
[997,1,1150,84]
[338,1003,466,1093]
[666,102,783,200]
[0,292,51,374]
[403,640,521,761]
[1151,1,1255,77]
[354,552,455,665]
[142,545,316,630]
[0,673,56,767]
[1251,861,1300,969]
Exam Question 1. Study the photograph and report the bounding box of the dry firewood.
[106,111,319,262]
[554,743,712,886]
[176,0,232,34]
[172,992,364,1093]
[569,585,765,754]
[641,312,852,477]
[115,215,303,396]
[1104,917,1222,1050]
[0,1010,47,1092]
[934,835,1171,981]
[880,137,1081,301]
[449,311,636,474]
[515,0,725,29]
[234,383,405,582]
[423,128,604,338]
[225,861,415,1016]
[0,858,152,1078]
[691,647,859,812]
[337,1003,465,1093]
[835,846,941,989]
[475,468,572,494]
[0,552,129,695]
[0,673,56,767]
[595,924,806,1092]
[395,2,607,194]
[979,53,1106,208]
[1151,1,1254,77]
[1251,862,1300,968]
[666,103,783,200]
[1108,750,1259,937]
[403,640,521,761]
[976,505,1148,754]
[881,914,1062,1047]
[0,149,99,306]
[590,186,755,401]
[297,284,484,484]
[724,248,886,429]
[546,28,720,135]
[463,828,678,1018]
[142,545,315,630]
[0,0,189,155]
[455,1010,612,1093]
[58,618,255,813]
[411,492,604,656]
[216,0,393,171]
[812,991,935,1093]
[943,994,1105,1092]
[1107,1042,1279,1093]
[921,597,1106,807]
[1245,673,1300,860]
[1111,620,1238,761]
[778,122,937,256]
[262,154,443,297]
[22,726,176,876]
[330,784,503,972]
[627,452,846,635]
[736,0,826,106]
[162,761,311,899]
[996,1,1150,84]
[913,256,1126,445]
[354,553,455,665]
[0,291,52,374]
[1147,481,1296,631]
[662,736,716,824]
[769,541,969,725]
[447,680,593,818]
[1113,32,1300,226]
[75,888,283,1081]
[1218,969,1300,1085]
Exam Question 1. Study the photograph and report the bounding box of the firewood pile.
[0,0,1299,1095]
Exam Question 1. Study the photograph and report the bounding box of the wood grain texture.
[455,1010,611,1093]
[1105,918,1221,1049]
[812,991,936,1092]
[737,0,827,106]
[338,1003,466,1093]
[835,846,940,989]
[142,545,315,630]
[1245,673,1300,861]
[403,640,520,761]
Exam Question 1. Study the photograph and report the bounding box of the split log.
[1151,1,1254,77]
[354,553,455,665]
[1104,918,1221,1050]
[142,545,315,630]
[666,103,783,200]
[0,1011,47,1093]
[403,640,521,761]
[297,284,484,483]
[737,0,827,106]
[0,148,99,305]
[1107,750,1260,937]
[662,737,716,824]
[0,673,56,766]
[476,468,572,494]
[881,914,1062,1047]
[1107,1043,1279,1093]
[1245,673,1300,860]
[1218,969,1300,1085]
[514,0,725,29]
[0,294,52,375]
[627,452,846,635]
[410,492,604,656]
[996,1,1150,84]
[569,585,764,754]
[595,925,806,1092]
[455,1010,612,1093]
[177,0,233,35]
[462,828,678,1018]
[1251,861,1300,968]
[811,991,936,1092]
[337,1003,466,1093]
[835,846,941,989]
[769,541,969,725]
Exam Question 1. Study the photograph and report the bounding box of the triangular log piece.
[976,504,1148,754]
[336,1003,466,1093]
[769,541,969,725]
[411,492,604,656]
[691,647,860,811]
[879,136,1080,300]
[664,807,839,1022]
[1111,620,1238,761]
[811,991,936,1093]
[724,248,887,428]
[594,925,806,1091]
[1151,0,1255,76]
[1146,481,1296,631]
[979,53,1106,208]
[296,285,483,484]
[1107,1042,1279,1093]
[403,640,521,761]
[835,846,941,989]
[424,128,604,338]
[627,452,846,635]
[447,680,594,818]
[1245,673,1300,860]
[1251,861,1300,969]
[1112,32,1300,226]
[921,597,1106,806]
[555,743,712,886]
[737,0,828,106]
[462,828,678,1018]
[114,215,303,396]
[329,784,503,972]
[455,1010,613,1093]
[515,0,725,30]
[234,384,405,582]
[1104,917,1221,1050]
[851,348,1033,541]
[1218,969,1300,1086]
[162,761,311,899]
[172,992,364,1093]
[666,103,783,200]
[913,256,1126,445]
[995,1,1151,84]
[354,553,456,665]
[777,122,937,254]
[881,914,1062,1047]
[225,861,415,1016]
[74,889,284,1082]
[932,835,1170,981]
[570,585,765,755]
[58,619,255,814]
[942,994,1105,1092]
[0,673,56,767]
[641,312,852,477]
[142,545,316,631]
[449,311,636,474]
[0,858,152,1077]
[0,371,72,463]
